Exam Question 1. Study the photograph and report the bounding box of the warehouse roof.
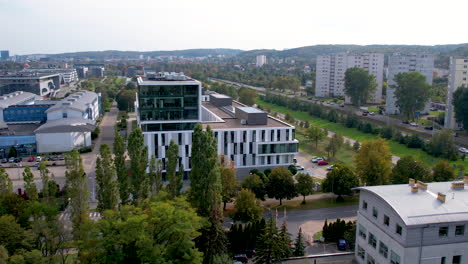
[35,118,96,133]
[46,90,98,113]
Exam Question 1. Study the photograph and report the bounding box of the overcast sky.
[2,0,467,55]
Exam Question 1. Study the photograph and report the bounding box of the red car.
[28,156,35,162]
[318,160,329,165]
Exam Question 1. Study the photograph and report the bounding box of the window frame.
[383,215,390,226]
[439,226,449,237]
[396,224,402,235]
[455,225,465,236]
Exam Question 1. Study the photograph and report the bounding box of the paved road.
[211,78,468,148]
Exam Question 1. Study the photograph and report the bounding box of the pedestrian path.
[59,211,102,221]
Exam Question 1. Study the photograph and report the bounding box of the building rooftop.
[201,100,292,129]
[35,118,96,133]
[0,72,60,79]
[46,90,98,113]
[0,91,39,109]
[236,106,264,114]
[356,181,468,226]
[137,71,200,85]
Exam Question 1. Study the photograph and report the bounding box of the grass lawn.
[267,195,359,211]
[368,106,379,113]
[314,231,323,240]
[258,98,468,172]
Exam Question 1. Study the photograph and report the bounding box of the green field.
[258,99,467,171]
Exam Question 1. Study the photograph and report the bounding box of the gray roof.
[45,90,98,113]
[356,182,468,226]
[236,106,264,114]
[0,91,39,108]
[35,118,96,133]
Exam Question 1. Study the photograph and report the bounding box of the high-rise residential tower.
[445,57,468,130]
[256,55,266,67]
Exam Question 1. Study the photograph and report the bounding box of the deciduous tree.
[432,160,455,182]
[355,139,392,186]
[127,128,149,202]
[326,133,344,157]
[96,144,120,212]
[113,131,130,204]
[391,156,431,184]
[265,167,297,205]
[295,173,314,204]
[242,174,266,200]
[344,67,377,106]
[0,168,12,196]
[322,164,359,201]
[453,85,468,130]
[232,189,262,223]
[166,140,183,198]
[220,158,239,210]
[393,72,431,120]
[305,126,326,148]
[22,166,38,201]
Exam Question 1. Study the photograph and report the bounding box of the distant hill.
[49,49,244,59]
[236,44,468,61]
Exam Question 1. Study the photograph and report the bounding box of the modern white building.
[136,71,298,177]
[0,72,61,96]
[45,90,100,121]
[445,57,468,130]
[386,53,434,115]
[315,53,384,104]
[22,68,79,84]
[35,118,95,153]
[0,91,40,122]
[355,180,468,264]
[256,55,267,67]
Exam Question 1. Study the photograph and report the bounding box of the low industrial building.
[136,71,298,177]
[0,91,41,122]
[46,90,100,121]
[355,180,468,264]
[0,72,61,96]
[22,67,79,83]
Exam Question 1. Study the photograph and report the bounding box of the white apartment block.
[445,57,468,130]
[315,53,384,104]
[136,71,298,178]
[386,53,434,115]
[355,180,468,264]
[256,55,267,67]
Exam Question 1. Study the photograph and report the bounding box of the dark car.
[14,157,22,163]
[1,158,7,163]
[245,249,256,258]
[233,254,248,263]
[337,239,347,250]
[424,126,433,130]
[402,120,410,124]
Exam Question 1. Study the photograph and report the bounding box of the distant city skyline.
[2,0,467,55]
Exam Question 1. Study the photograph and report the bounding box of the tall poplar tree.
[96,144,120,212]
[166,140,183,198]
[148,155,163,195]
[127,128,148,202]
[0,168,12,196]
[65,149,89,239]
[22,166,38,201]
[113,131,130,204]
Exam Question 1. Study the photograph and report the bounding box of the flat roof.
[357,182,468,226]
[46,90,98,113]
[137,77,200,86]
[211,94,231,99]
[237,106,264,114]
[201,100,292,129]
[0,91,39,108]
[0,73,60,79]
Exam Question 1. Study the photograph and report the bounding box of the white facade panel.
[36,132,91,153]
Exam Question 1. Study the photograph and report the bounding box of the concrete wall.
[36,132,91,153]
[47,108,84,121]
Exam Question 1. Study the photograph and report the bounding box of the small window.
[453,256,461,264]
[379,241,388,258]
[62,112,68,118]
[357,245,365,259]
[455,225,465,236]
[396,224,402,235]
[439,226,449,237]
[384,215,390,226]
[362,201,368,210]
[440,257,446,264]
[367,254,376,264]
[372,207,378,218]
[358,224,367,239]
[368,233,377,248]
[390,251,401,264]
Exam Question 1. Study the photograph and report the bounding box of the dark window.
[276,155,280,164]
[441,257,446,264]
[455,225,465,236]
[261,130,265,141]
[453,256,461,264]
[277,130,281,141]
[396,224,402,235]
[368,233,376,248]
[62,112,67,118]
[231,131,235,142]
[253,130,256,141]
[379,241,388,258]
[439,226,448,237]
[362,201,368,210]
[162,134,165,145]
[243,131,246,142]
[178,133,182,144]
[372,207,378,218]
[384,215,390,226]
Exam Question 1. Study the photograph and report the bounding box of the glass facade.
[138,84,199,121]
[3,105,51,123]
[141,122,196,132]
[258,142,298,154]
[0,135,36,158]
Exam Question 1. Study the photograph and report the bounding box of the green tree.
[322,164,359,201]
[238,87,257,106]
[295,173,314,204]
[96,144,120,212]
[113,131,130,204]
[352,141,360,152]
[148,155,163,195]
[64,149,89,240]
[254,215,284,264]
[279,222,292,258]
[127,128,149,202]
[293,228,305,257]
[355,139,392,186]
[453,85,468,130]
[432,160,455,182]
[344,67,377,106]
[0,168,12,196]
[242,174,266,200]
[7,146,17,159]
[0,245,8,264]
[22,166,38,201]
[116,89,136,111]
[78,195,204,264]
[325,133,344,157]
[305,126,326,148]
[0,215,33,256]
[428,130,458,160]
[232,189,262,223]
[393,72,431,120]
[166,140,183,198]
[265,167,297,205]
[391,156,431,184]
[220,158,239,210]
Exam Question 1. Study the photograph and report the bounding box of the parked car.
[312,157,323,163]
[337,239,347,250]
[14,157,22,163]
[339,104,345,107]
[36,156,42,162]
[459,148,468,154]
[362,112,368,116]
[402,120,410,124]
[369,112,375,116]
[1,158,7,163]
[8,157,15,163]
[429,107,438,111]
[14,163,22,167]
[28,156,35,162]
[33,162,40,167]
[58,155,65,160]
[233,254,248,263]
[409,122,418,127]
[424,126,433,130]
[245,249,256,258]
[318,160,329,166]
[295,165,305,171]
[326,165,334,171]
[51,155,58,161]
